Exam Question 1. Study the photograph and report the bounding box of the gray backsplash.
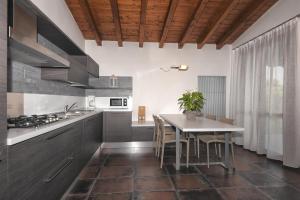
[8,61,85,96]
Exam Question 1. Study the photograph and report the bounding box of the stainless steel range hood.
[8,2,70,67]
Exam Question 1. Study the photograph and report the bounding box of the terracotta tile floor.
[63,145,300,200]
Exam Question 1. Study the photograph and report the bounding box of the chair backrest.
[206,114,217,120]
[153,114,160,137]
[219,118,234,125]
[157,117,166,141]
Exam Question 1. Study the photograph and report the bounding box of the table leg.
[224,132,232,172]
[175,127,180,170]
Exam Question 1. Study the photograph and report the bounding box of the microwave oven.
[109,97,128,108]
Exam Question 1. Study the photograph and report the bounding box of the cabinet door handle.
[44,156,74,183]
[45,127,74,140]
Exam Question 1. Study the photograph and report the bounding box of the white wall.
[85,41,231,120]
[30,0,85,50]
[233,0,300,47]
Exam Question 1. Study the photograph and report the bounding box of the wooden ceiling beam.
[109,0,123,47]
[216,0,277,49]
[139,0,147,48]
[159,0,179,48]
[178,0,209,49]
[79,0,102,46]
[197,0,238,49]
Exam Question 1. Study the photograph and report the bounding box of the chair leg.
[156,138,161,157]
[160,143,165,168]
[231,143,235,168]
[180,143,182,159]
[186,141,189,168]
[214,143,218,155]
[193,138,197,155]
[197,137,200,158]
[207,143,210,168]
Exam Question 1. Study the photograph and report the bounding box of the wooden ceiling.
[65,0,278,49]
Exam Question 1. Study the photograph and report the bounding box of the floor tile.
[91,177,133,194]
[179,189,223,200]
[171,175,209,190]
[136,165,168,177]
[104,157,133,167]
[219,187,270,200]
[135,157,161,167]
[88,193,132,200]
[135,176,174,191]
[165,165,199,175]
[207,174,251,188]
[64,146,300,200]
[70,180,94,194]
[79,166,101,179]
[99,166,134,178]
[64,195,87,200]
[135,191,177,200]
[239,172,286,187]
[198,165,228,176]
[259,186,300,200]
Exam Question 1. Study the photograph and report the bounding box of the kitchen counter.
[7,110,103,146]
[132,120,171,127]
[102,108,132,112]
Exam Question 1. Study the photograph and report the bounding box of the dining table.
[160,114,244,171]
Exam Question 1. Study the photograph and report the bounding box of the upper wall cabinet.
[8,2,70,68]
[89,76,133,89]
[41,56,89,87]
[71,55,99,78]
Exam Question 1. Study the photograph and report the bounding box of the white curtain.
[230,17,300,167]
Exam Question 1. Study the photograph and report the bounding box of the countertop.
[7,110,103,146]
[131,121,171,127]
[102,108,132,112]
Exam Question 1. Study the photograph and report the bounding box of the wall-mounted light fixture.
[160,64,189,72]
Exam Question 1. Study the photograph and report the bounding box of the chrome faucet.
[64,102,77,114]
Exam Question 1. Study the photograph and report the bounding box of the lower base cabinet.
[7,113,103,200]
[132,127,154,141]
[0,148,8,200]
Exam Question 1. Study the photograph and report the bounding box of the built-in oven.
[109,97,128,108]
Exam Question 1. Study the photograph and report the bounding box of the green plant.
[178,91,205,112]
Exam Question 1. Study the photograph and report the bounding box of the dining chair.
[197,117,235,168]
[153,115,175,157]
[157,117,190,168]
[152,115,160,156]
[196,114,217,158]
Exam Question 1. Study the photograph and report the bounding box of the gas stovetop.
[7,114,61,128]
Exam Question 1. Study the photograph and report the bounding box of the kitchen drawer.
[45,121,82,160]
[79,114,101,168]
[8,134,48,200]
[42,153,78,200]
[0,147,8,200]
[132,127,154,141]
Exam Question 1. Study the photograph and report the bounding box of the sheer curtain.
[229,17,300,167]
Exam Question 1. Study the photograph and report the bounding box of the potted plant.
[178,91,205,120]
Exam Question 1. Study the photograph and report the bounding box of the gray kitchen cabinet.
[103,111,132,142]
[8,132,49,200]
[89,76,132,89]
[0,148,8,200]
[80,113,102,168]
[132,127,154,141]
[0,0,7,147]
[7,121,84,200]
[72,55,99,78]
